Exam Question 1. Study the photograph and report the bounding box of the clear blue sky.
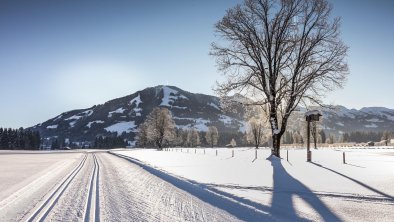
[0,0,393,128]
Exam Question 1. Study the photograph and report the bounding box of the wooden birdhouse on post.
[305,110,322,162]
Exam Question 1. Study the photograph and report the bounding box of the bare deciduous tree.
[311,121,317,149]
[211,0,348,157]
[136,122,149,148]
[186,128,201,147]
[247,116,269,149]
[144,107,175,150]
[205,126,219,148]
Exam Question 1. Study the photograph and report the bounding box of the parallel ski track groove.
[26,153,88,222]
[84,153,100,222]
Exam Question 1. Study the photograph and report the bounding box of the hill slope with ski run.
[114,147,394,221]
[32,85,394,146]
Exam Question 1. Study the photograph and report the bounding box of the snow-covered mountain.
[31,85,394,145]
[31,85,246,145]
[286,105,394,135]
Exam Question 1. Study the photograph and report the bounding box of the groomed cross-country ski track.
[0,151,241,222]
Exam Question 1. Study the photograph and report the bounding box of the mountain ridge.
[30,85,394,147]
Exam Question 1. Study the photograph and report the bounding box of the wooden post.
[307,118,311,162]
[255,149,257,160]
[343,152,346,164]
[232,150,234,157]
[204,149,206,155]
[195,149,196,154]
[287,149,289,161]
[216,150,218,156]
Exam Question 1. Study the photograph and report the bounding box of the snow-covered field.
[1,148,392,221]
[114,147,394,222]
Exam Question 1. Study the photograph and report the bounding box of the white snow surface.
[365,123,378,128]
[175,117,211,132]
[305,110,321,116]
[219,115,233,125]
[53,115,63,121]
[86,120,104,128]
[360,107,394,121]
[366,118,384,122]
[331,106,357,119]
[81,109,94,116]
[104,121,136,136]
[129,94,142,107]
[129,94,143,115]
[46,125,58,129]
[208,102,220,110]
[65,115,83,121]
[0,151,240,221]
[65,110,93,121]
[108,107,126,118]
[160,86,188,107]
[115,148,394,222]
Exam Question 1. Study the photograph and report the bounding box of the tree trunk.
[272,134,281,157]
[313,134,317,149]
[157,140,163,150]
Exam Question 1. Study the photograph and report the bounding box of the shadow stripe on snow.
[108,151,277,222]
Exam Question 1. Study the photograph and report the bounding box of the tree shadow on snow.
[268,156,342,221]
[110,152,274,221]
[110,152,342,221]
[311,162,394,201]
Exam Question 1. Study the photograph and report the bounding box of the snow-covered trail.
[23,152,101,222]
[98,152,240,222]
[1,151,243,221]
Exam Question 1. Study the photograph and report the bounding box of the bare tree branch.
[211,0,348,157]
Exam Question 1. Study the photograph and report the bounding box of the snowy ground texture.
[0,148,393,221]
[0,150,238,221]
[114,147,394,222]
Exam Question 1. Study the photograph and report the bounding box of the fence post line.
[343,152,346,164]
[232,150,234,157]
[216,150,218,156]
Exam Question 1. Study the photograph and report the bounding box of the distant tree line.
[281,129,333,145]
[340,131,392,143]
[136,107,245,149]
[93,136,128,149]
[0,127,41,150]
